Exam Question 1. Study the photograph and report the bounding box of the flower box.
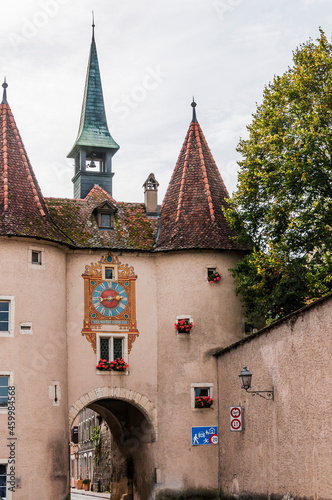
[207,271,222,283]
[174,318,193,334]
[195,396,213,408]
[96,358,129,372]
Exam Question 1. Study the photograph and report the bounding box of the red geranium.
[96,358,129,372]
[195,396,213,408]
[174,318,193,333]
[207,271,222,283]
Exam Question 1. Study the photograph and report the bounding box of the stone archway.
[69,386,158,439]
[69,387,158,500]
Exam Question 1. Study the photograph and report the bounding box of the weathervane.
[2,77,8,105]
[92,11,95,38]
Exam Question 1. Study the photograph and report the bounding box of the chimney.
[143,173,159,216]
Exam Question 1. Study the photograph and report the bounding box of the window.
[0,297,14,336]
[0,302,9,332]
[100,214,111,228]
[95,208,115,230]
[97,334,128,371]
[31,250,41,265]
[0,464,7,499]
[195,387,209,398]
[207,267,216,277]
[191,383,213,409]
[28,246,45,270]
[93,202,117,230]
[0,376,9,408]
[102,264,118,281]
[100,337,124,360]
[105,267,114,280]
[71,426,78,444]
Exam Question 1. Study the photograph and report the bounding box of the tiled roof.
[45,185,158,250]
[67,31,119,159]
[0,84,244,253]
[0,89,156,251]
[156,106,247,252]
[0,95,70,244]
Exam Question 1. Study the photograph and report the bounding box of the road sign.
[192,426,218,445]
[209,434,218,444]
[229,406,242,431]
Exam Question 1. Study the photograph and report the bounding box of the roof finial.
[1,77,8,104]
[191,97,197,123]
[92,11,95,39]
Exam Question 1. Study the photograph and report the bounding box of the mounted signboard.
[229,406,243,431]
[191,426,218,445]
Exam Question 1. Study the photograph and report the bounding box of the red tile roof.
[45,185,158,250]
[156,116,247,252]
[0,98,157,250]
[0,93,244,254]
[0,100,69,244]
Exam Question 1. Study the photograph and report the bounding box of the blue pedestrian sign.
[191,426,218,445]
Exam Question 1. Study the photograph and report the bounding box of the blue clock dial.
[92,282,128,317]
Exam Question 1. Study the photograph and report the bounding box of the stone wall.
[92,421,112,492]
[215,293,332,500]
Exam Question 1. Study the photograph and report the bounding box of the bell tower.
[68,20,119,199]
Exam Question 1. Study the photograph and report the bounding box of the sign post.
[191,426,218,445]
[229,406,242,431]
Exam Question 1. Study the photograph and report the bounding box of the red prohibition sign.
[230,407,241,418]
[230,419,241,430]
[210,434,218,445]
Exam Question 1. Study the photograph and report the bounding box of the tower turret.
[155,100,247,251]
[68,21,119,199]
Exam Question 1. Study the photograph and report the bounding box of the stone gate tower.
[0,26,247,500]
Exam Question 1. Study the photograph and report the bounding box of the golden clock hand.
[99,294,122,303]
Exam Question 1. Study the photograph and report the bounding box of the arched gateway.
[69,387,158,440]
[70,389,158,500]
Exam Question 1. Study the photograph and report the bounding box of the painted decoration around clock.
[81,253,138,353]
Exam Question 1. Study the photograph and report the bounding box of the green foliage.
[225,29,332,322]
[91,426,101,445]
[231,250,309,323]
[92,425,101,466]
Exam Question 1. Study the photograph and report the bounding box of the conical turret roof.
[156,101,246,252]
[67,28,119,158]
[0,82,69,243]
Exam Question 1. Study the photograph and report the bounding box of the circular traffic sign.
[230,419,241,430]
[210,434,218,445]
[230,407,241,418]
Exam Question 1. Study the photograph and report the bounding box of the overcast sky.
[1,0,331,203]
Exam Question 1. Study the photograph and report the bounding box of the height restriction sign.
[229,406,242,431]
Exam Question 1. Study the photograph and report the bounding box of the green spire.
[68,29,119,159]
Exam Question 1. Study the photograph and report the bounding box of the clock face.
[92,281,128,317]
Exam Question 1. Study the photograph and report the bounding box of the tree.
[225,29,332,324]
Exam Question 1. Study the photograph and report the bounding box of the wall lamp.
[239,366,274,401]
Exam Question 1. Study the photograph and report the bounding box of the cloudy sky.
[1,0,331,203]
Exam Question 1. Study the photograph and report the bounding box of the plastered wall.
[0,238,69,500]
[216,294,332,500]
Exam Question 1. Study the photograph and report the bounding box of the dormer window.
[93,202,117,230]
